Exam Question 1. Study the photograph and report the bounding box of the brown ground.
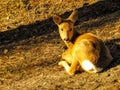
[0,0,120,90]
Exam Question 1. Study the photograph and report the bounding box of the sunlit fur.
[53,10,113,75]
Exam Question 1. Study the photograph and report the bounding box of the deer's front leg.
[58,61,70,73]
[59,47,78,75]
[58,51,71,73]
[67,60,79,75]
[62,51,72,64]
[58,59,79,75]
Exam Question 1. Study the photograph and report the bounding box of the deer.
[53,10,113,75]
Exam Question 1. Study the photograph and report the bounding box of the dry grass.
[0,0,120,89]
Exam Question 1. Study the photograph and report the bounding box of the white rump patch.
[81,60,98,73]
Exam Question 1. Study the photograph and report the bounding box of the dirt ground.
[0,0,120,90]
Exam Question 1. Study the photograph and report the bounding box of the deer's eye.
[61,29,63,31]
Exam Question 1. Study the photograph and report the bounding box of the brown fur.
[53,10,113,75]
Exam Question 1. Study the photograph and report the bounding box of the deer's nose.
[64,38,69,41]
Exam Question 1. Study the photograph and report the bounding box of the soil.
[0,0,120,90]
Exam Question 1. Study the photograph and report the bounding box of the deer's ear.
[53,15,62,25]
[67,10,78,23]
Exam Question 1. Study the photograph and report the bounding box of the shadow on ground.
[105,38,120,69]
[0,0,120,68]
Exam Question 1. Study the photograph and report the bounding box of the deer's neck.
[71,31,80,44]
[65,31,80,48]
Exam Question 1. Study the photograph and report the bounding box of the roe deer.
[53,10,113,75]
